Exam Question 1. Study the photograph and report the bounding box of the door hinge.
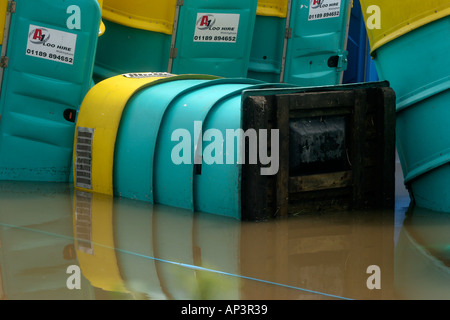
[0,56,9,68]
[7,1,16,13]
[170,47,178,59]
[285,28,292,39]
[177,0,184,6]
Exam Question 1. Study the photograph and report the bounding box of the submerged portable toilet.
[73,72,395,220]
[248,0,351,86]
[359,1,450,212]
[73,73,271,219]
[0,0,102,182]
[94,0,258,82]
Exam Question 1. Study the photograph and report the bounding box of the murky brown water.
[0,163,449,300]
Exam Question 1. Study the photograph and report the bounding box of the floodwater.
[0,162,449,301]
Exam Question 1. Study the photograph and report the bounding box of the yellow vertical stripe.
[0,0,9,46]
[74,74,173,196]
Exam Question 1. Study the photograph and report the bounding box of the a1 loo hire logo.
[26,24,77,65]
[197,14,216,30]
[311,0,324,8]
[194,13,240,43]
[29,27,50,44]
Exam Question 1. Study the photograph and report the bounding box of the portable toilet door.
[283,0,351,86]
[168,0,259,77]
[0,0,101,182]
[249,0,351,86]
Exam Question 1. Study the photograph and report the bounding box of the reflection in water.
[395,206,450,300]
[0,181,449,300]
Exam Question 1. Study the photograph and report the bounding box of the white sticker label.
[123,72,174,79]
[194,13,240,43]
[26,24,77,65]
[308,0,341,21]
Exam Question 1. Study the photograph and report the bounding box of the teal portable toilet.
[93,0,176,83]
[94,0,258,82]
[247,0,288,83]
[74,74,270,220]
[0,0,101,182]
[360,0,450,213]
[248,0,351,86]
